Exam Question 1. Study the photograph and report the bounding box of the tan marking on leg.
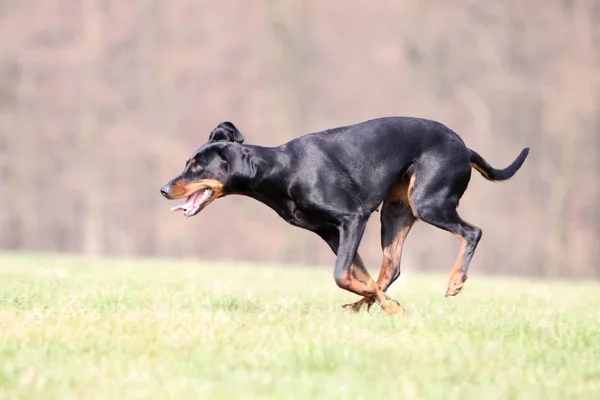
[378,221,413,289]
[344,178,417,314]
[384,175,417,215]
[377,255,394,289]
[446,234,468,297]
[351,254,372,284]
[379,179,415,288]
[340,253,403,315]
[342,254,377,313]
[385,181,409,203]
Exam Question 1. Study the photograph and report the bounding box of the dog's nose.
[160,186,170,198]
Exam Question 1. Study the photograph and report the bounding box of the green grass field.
[0,252,599,400]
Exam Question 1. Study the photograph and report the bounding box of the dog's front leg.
[340,253,377,312]
[333,216,403,315]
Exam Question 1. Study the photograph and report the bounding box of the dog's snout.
[160,185,170,199]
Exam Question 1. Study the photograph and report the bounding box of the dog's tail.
[469,147,530,181]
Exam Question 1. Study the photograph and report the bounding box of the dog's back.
[278,117,471,208]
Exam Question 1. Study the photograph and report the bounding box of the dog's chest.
[288,206,307,226]
[252,190,334,232]
[283,201,329,231]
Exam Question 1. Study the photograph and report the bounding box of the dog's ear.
[208,122,245,144]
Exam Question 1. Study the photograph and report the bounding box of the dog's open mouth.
[170,187,214,217]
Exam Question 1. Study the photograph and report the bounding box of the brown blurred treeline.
[0,0,598,277]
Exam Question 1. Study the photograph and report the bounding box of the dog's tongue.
[170,191,202,212]
[170,202,189,212]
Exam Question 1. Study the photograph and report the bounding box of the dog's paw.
[342,297,375,313]
[445,273,468,297]
[380,298,405,315]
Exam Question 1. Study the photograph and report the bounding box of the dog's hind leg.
[409,164,482,296]
[421,209,482,296]
[377,199,415,292]
[344,180,416,312]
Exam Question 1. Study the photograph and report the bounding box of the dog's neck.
[227,145,281,187]
[227,144,294,209]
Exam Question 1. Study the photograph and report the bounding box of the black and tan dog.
[160,117,529,314]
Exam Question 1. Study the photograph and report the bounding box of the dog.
[160,117,529,314]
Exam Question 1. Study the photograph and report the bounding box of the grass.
[0,252,599,400]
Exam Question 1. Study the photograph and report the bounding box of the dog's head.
[159,122,245,217]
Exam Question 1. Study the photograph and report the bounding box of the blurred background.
[0,0,598,278]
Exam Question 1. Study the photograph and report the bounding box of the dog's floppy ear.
[208,122,245,144]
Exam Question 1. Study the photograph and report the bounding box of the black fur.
[208,121,245,144]
[160,117,529,313]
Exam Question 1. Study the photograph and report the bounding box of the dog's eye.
[193,164,202,172]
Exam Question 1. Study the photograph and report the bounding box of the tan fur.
[471,161,490,179]
[169,179,226,200]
